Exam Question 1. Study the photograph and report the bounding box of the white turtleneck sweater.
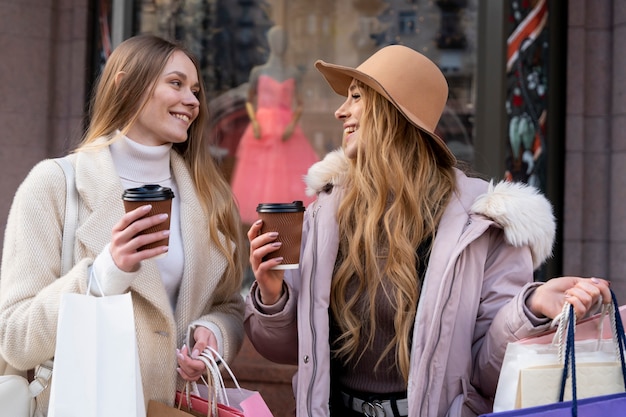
[90,136,184,311]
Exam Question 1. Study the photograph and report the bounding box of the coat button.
[303,355,310,363]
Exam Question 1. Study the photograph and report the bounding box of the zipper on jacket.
[417,255,459,416]
[306,203,322,416]
[416,218,492,415]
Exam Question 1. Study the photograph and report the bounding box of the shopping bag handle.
[198,346,244,403]
[558,290,626,416]
[203,347,242,390]
[86,268,106,297]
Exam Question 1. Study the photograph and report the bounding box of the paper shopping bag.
[518,350,624,408]
[48,292,146,417]
[480,392,626,416]
[487,295,626,416]
[225,388,273,417]
[192,386,270,417]
[175,390,210,417]
[193,347,274,417]
[493,305,626,412]
[176,384,245,417]
[148,400,195,417]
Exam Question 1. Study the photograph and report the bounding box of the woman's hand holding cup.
[111,185,175,272]
[110,204,170,272]
[248,219,287,305]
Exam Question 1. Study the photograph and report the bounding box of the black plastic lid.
[256,201,305,213]
[122,184,175,201]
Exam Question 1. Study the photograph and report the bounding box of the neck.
[110,136,172,186]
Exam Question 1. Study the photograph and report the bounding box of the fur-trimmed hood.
[304,149,555,268]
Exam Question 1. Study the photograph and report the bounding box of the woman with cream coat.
[244,45,610,417]
[0,35,245,415]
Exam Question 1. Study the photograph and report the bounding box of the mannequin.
[230,26,319,224]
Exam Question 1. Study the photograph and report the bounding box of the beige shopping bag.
[493,305,626,412]
[518,357,625,408]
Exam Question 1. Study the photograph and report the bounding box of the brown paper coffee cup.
[256,201,305,270]
[122,185,175,251]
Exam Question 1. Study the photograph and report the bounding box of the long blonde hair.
[75,35,244,294]
[330,82,456,382]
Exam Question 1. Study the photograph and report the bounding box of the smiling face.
[335,79,365,159]
[126,50,201,146]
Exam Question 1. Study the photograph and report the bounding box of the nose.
[335,100,350,120]
[184,90,200,108]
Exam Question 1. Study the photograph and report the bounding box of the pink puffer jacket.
[245,149,556,417]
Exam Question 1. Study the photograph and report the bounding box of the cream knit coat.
[0,146,244,415]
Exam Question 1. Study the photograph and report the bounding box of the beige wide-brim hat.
[315,45,456,166]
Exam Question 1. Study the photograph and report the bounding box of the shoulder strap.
[28,157,78,397]
[54,156,78,276]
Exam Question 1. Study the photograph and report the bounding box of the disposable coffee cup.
[256,201,305,270]
[122,184,175,252]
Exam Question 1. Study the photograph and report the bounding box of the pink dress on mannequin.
[230,74,319,224]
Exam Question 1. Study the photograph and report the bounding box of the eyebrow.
[166,71,200,88]
[348,84,359,93]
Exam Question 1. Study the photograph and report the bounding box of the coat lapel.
[72,143,247,346]
[72,146,175,330]
[168,153,229,340]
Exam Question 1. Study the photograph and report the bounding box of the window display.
[133,1,477,173]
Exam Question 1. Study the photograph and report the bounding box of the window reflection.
[133,0,477,177]
[504,0,549,192]
[94,0,113,74]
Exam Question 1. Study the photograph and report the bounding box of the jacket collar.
[304,149,555,268]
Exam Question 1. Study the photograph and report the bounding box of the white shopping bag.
[48,291,146,417]
[492,304,626,412]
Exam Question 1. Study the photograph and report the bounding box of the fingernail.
[254,219,262,225]
[143,205,152,211]
[591,278,600,284]
[191,349,199,359]
[272,242,282,247]
[162,230,170,236]
[159,213,168,220]
[269,232,278,238]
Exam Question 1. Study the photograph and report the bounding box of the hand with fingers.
[526,276,612,320]
[248,219,287,305]
[176,326,218,382]
[109,204,171,272]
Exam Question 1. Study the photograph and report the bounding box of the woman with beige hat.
[244,45,609,417]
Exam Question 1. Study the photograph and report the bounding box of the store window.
[504,0,549,192]
[93,0,562,279]
[99,0,478,220]
[93,0,113,76]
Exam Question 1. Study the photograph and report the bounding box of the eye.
[170,80,182,88]
[191,89,200,97]
[351,93,361,100]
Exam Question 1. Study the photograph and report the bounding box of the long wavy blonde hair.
[74,35,244,295]
[330,81,456,383]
